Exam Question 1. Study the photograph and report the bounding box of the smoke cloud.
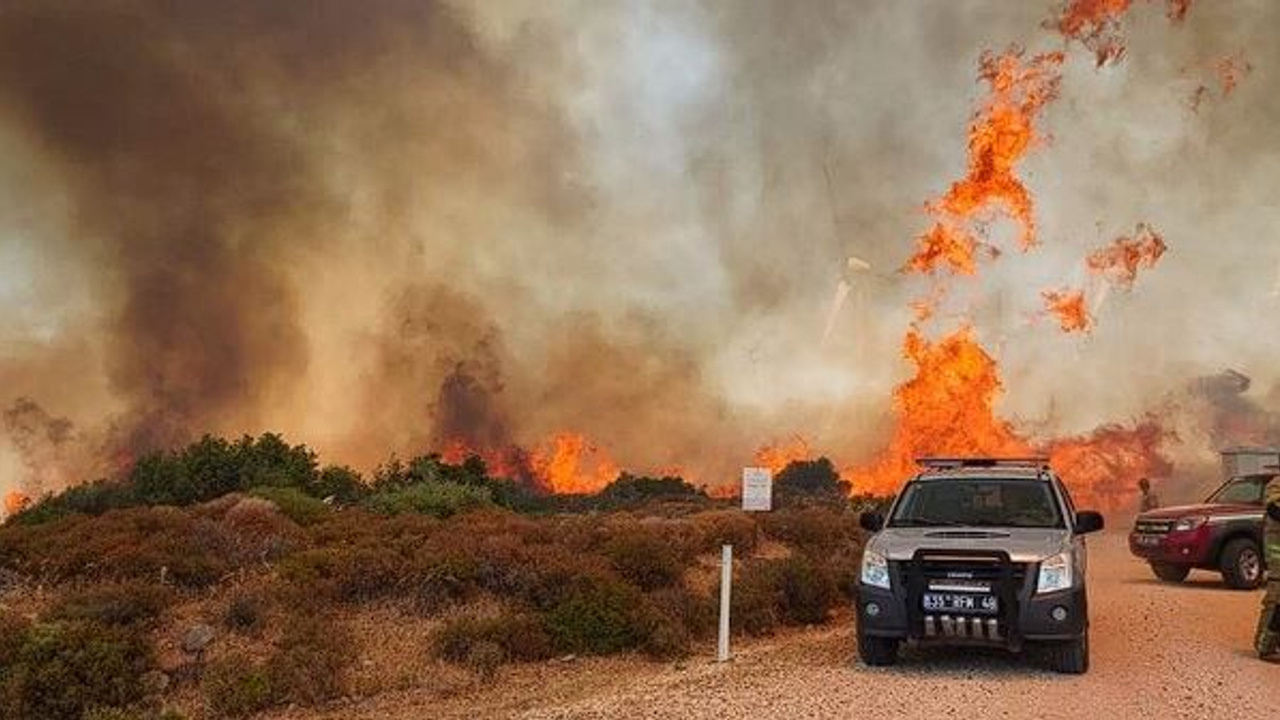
[1,1,1278,502]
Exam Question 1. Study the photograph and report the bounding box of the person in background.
[1137,477,1161,513]
[1255,476,1280,660]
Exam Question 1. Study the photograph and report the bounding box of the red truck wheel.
[1219,538,1265,590]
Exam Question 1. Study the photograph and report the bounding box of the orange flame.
[855,37,1174,511]
[442,432,618,495]
[754,436,813,476]
[531,432,619,495]
[1042,289,1092,333]
[906,49,1063,275]
[1051,1,1191,67]
[1086,223,1167,288]
[847,328,1032,497]
[1216,54,1252,97]
[4,491,29,517]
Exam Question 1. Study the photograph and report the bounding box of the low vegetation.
[0,433,874,719]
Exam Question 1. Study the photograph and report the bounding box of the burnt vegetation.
[0,433,871,719]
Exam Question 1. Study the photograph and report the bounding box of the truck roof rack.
[916,457,1050,469]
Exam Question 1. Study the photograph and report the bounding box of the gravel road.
[292,532,1279,720]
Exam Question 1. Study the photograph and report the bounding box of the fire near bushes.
[0,433,873,719]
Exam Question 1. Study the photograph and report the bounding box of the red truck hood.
[1138,502,1261,520]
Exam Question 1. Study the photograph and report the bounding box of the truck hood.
[1138,502,1261,520]
[870,527,1070,564]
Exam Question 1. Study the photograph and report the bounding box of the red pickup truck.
[1129,472,1272,589]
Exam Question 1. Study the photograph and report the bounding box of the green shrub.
[49,581,173,627]
[595,474,707,508]
[774,458,850,507]
[435,612,553,667]
[83,708,187,720]
[279,547,405,604]
[731,562,781,636]
[545,580,649,655]
[365,481,492,518]
[774,555,841,625]
[602,526,686,591]
[760,507,857,556]
[265,615,354,706]
[6,621,153,720]
[223,590,268,635]
[247,486,329,526]
[639,586,713,660]
[690,510,758,554]
[203,656,273,718]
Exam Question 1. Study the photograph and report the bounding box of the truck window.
[889,479,1063,529]
[1206,475,1271,505]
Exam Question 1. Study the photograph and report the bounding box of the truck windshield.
[1206,475,1272,505]
[889,478,1062,529]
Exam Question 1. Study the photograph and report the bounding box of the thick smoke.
[1,1,1278,499]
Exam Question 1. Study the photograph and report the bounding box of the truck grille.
[894,549,1028,645]
[1134,518,1172,535]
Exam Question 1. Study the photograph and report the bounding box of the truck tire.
[1045,632,1089,674]
[857,630,899,667]
[1150,562,1191,583]
[1219,538,1265,590]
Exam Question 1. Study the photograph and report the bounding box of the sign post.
[741,467,773,512]
[718,544,732,662]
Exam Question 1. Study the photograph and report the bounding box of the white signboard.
[742,467,773,512]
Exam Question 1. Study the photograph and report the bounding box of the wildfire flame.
[1086,223,1168,288]
[754,436,813,476]
[1216,54,1252,98]
[846,328,1031,497]
[906,49,1063,277]
[1051,0,1192,67]
[4,491,29,517]
[852,12,1179,512]
[1042,289,1092,333]
[442,431,618,495]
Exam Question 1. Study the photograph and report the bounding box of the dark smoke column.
[0,4,320,455]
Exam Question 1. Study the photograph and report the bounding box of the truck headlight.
[1036,551,1073,594]
[1171,516,1206,532]
[861,549,890,590]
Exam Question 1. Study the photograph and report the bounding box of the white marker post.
[718,543,732,663]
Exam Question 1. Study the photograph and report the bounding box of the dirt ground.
[275,532,1279,720]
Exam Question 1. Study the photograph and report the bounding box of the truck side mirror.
[860,512,885,532]
[1074,510,1104,534]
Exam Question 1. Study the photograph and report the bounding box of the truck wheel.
[857,630,899,667]
[1219,538,1265,590]
[1045,632,1089,674]
[1150,562,1191,583]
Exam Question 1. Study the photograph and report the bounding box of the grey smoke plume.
[1,1,1279,498]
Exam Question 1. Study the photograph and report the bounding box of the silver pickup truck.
[856,457,1105,674]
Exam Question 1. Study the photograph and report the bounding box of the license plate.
[922,593,998,615]
[1137,535,1162,547]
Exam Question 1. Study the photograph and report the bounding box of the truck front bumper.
[856,583,1088,647]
